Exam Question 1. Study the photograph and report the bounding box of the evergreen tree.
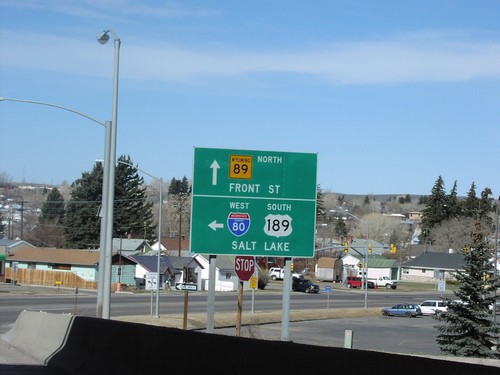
[64,155,157,248]
[447,180,461,218]
[334,219,348,239]
[40,187,65,224]
[34,187,66,247]
[115,156,156,241]
[478,187,494,227]
[462,182,479,218]
[363,195,370,206]
[167,176,191,253]
[434,221,500,358]
[0,210,6,236]
[316,184,326,219]
[421,176,449,244]
[168,176,190,195]
[64,164,103,248]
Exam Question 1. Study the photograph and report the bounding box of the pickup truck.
[369,276,398,289]
[269,267,301,280]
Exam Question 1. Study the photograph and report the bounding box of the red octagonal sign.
[234,256,255,281]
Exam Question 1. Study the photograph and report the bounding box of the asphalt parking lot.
[212,314,443,356]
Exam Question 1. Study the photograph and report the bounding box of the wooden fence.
[5,268,99,290]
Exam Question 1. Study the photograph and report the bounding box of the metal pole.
[155,178,163,318]
[101,31,120,320]
[206,255,217,333]
[96,121,111,317]
[364,247,368,309]
[281,257,292,341]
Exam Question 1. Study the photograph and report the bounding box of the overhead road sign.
[190,147,317,257]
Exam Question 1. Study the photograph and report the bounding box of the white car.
[419,300,448,315]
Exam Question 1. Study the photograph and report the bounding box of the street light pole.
[117,160,163,318]
[96,29,120,319]
[0,96,113,318]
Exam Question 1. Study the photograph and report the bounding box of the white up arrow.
[210,160,220,185]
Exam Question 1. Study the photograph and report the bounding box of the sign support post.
[236,281,244,337]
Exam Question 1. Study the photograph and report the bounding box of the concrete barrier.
[3,312,500,374]
[2,311,73,364]
[46,314,500,375]
[1,310,74,364]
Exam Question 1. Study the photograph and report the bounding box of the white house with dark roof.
[400,251,465,282]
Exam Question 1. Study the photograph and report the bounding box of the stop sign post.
[235,255,255,337]
[235,256,255,281]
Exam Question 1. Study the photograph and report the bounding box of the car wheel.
[405,312,412,317]
[385,284,392,289]
[271,276,277,280]
[347,284,352,288]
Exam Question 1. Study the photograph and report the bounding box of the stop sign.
[234,256,255,281]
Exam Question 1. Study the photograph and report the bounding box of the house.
[128,255,178,288]
[400,251,465,282]
[112,238,152,257]
[4,247,103,288]
[194,254,253,292]
[365,256,399,280]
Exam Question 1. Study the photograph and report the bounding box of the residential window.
[225,273,232,279]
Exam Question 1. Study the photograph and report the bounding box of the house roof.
[6,247,100,266]
[366,257,397,268]
[317,257,341,268]
[0,239,35,253]
[167,256,204,270]
[402,251,465,270]
[112,238,150,252]
[128,255,176,274]
[349,239,386,255]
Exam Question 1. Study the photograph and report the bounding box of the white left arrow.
[210,160,220,185]
[208,220,224,231]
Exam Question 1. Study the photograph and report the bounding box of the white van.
[419,300,448,315]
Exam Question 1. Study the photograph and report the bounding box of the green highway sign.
[190,147,317,257]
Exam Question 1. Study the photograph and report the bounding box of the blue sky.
[1,0,499,197]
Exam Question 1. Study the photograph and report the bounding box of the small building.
[315,257,343,282]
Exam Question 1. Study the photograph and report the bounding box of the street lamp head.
[96,31,111,45]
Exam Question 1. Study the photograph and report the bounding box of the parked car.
[381,303,423,317]
[292,277,319,293]
[346,276,376,289]
[419,300,448,315]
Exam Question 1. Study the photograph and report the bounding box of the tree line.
[21,155,190,249]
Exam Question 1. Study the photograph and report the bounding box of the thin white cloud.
[0,0,221,19]
[2,30,500,85]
